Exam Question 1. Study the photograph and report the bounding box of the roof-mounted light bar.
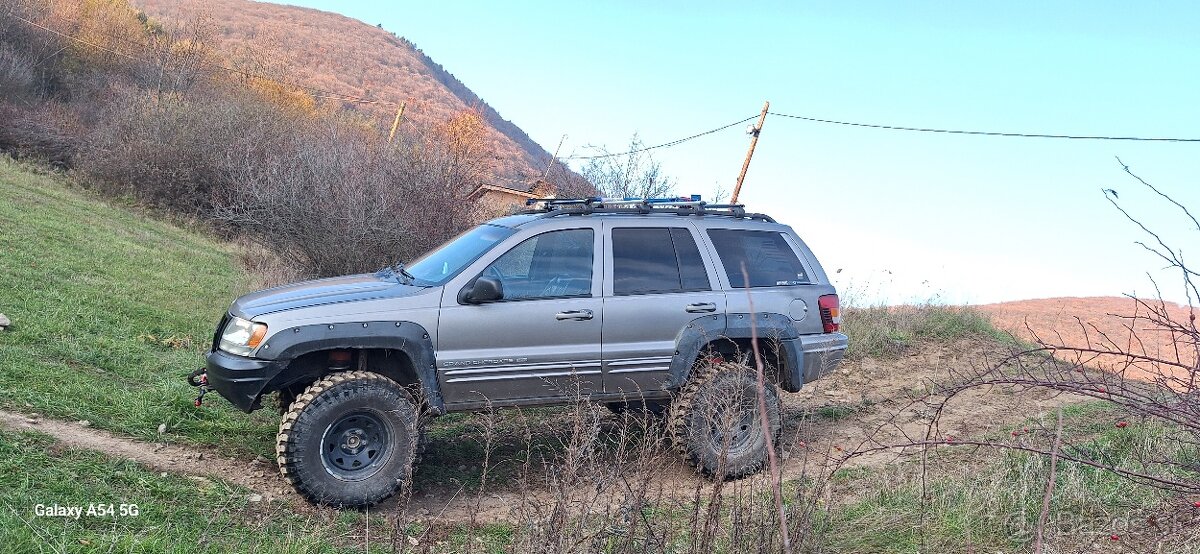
[520,195,771,222]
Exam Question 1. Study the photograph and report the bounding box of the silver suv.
[199,198,848,506]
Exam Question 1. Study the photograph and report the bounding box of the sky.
[277,1,1200,306]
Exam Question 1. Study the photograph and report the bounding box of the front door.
[437,227,603,406]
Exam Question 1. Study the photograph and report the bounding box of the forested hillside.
[0,0,561,279]
[133,0,568,183]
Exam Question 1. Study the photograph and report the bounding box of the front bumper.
[204,349,285,412]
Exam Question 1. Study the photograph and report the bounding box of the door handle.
[686,302,717,313]
[555,309,594,321]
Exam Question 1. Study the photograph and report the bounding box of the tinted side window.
[483,229,593,300]
[672,228,710,290]
[706,229,809,288]
[612,228,711,295]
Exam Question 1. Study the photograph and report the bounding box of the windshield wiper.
[376,261,416,285]
[391,260,417,285]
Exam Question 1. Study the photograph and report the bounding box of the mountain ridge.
[133,0,567,184]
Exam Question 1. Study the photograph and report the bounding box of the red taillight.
[818,294,841,333]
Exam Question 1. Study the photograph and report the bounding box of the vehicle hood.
[230,273,428,319]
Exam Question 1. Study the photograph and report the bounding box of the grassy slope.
[0,159,277,457]
[840,303,1012,359]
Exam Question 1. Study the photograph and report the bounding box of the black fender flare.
[666,312,800,390]
[256,320,444,413]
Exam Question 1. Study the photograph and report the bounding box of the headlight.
[219,316,267,356]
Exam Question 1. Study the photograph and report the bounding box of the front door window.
[482,229,594,300]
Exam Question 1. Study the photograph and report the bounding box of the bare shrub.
[76,87,290,213]
[213,108,491,278]
[0,42,36,99]
[381,108,497,259]
[0,101,83,165]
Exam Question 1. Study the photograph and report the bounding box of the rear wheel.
[276,371,420,507]
[668,362,781,479]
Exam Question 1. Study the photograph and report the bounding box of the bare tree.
[542,157,598,199]
[579,134,676,199]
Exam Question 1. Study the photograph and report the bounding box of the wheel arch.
[668,312,801,391]
[258,320,444,413]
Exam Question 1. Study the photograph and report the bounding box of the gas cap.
[789,299,809,322]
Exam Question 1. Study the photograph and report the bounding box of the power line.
[567,115,758,160]
[767,111,1200,143]
[7,12,389,106]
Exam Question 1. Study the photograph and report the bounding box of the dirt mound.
[980,296,1197,382]
[784,337,1084,471]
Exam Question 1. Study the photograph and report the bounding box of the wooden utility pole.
[387,102,407,143]
[730,101,769,204]
[541,134,567,181]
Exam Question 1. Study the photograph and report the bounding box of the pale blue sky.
[277,1,1200,305]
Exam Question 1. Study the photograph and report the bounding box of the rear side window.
[706,229,809,288]
[612,227,711,295]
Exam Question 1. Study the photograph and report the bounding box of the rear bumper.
[780,332,848,392]
[204,349,285,412]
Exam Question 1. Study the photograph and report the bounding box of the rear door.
[437,226,604,405]
[600,221,726,396]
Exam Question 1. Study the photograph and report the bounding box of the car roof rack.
[521,196,775,223]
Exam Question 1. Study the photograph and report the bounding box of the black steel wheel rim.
[707,399,760,456]
[320,410,393,481]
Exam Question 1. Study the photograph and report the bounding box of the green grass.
[0,429,402,553]
[0,159,278,457]
[814,401,871,422]
[840,304,1010,359]
[0,427,520,553]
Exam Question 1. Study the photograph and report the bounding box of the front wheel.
[276,371,420,507]
[668,362,781,479]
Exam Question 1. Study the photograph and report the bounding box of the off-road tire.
[668,362,781,479]
[276,371,420,507]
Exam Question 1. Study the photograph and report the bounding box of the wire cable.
[767,112,1200,143]
[567,115,758,160]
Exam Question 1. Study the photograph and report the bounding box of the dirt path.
[786,337,1087,472]
[0,411,291,498]
[0,339,1086,524]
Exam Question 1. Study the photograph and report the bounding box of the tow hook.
[188,368,210,407]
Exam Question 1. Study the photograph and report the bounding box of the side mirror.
[459,276,503,304]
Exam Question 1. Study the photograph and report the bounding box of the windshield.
[404,224,515,285]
